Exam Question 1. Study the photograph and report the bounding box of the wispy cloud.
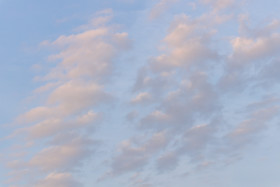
[5,10,130,186]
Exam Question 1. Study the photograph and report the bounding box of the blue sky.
[1,0,280,187]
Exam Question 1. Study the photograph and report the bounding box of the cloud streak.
[5,11,130,186]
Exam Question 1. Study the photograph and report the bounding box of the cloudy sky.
[0,0,280,186]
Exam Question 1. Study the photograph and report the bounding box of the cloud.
[107,11,223,178]
[6,11,130,186]
[149,0,179,19]
[230,33,280,65]
[226,104,279,149]
[29,136,95,172]
[130,92,152,104]
[156,152,179,172]
[138,71,220,132]
[107,3,280,181]
[108,131,168,176]
[149,14,219,71]
[200,0,235,11]
[219,18,280,91]
[42,29,130,82]
[34,172,82,187]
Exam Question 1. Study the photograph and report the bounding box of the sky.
[0,0,280,186]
